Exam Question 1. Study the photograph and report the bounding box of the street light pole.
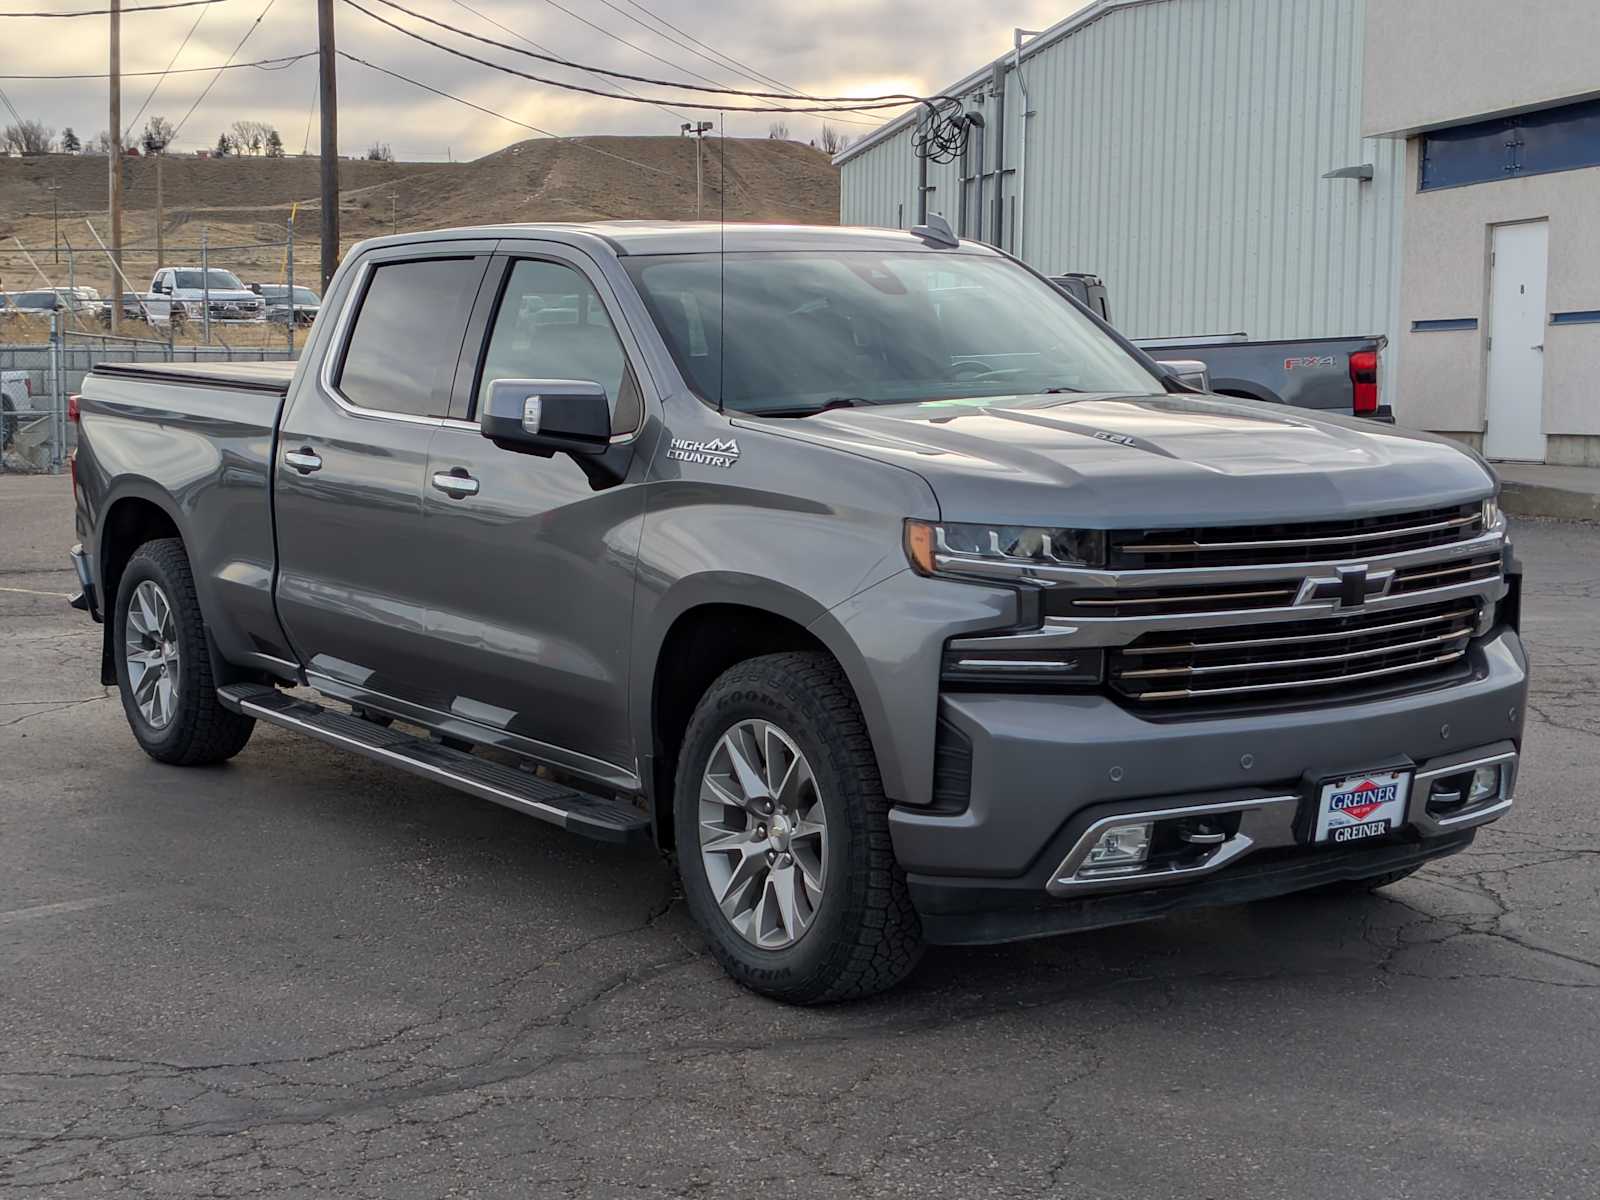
[108,0,123,334]
[317,0,340,292]
[681,121,712,219]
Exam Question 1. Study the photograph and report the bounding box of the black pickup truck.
[1050,273,1390,421]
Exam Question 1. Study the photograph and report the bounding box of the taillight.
[1350,350,1379,415]
[67,393,80,423]
[24,377,32,397]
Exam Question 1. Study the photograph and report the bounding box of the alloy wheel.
[697,719,829,950]
[124,579,180,730]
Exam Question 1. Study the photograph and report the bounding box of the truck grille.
[1108,600,1479,705]
[1109,503,1486,569]
[1051,546,1501,619]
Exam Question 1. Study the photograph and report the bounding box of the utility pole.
[155,154,165,271]
[681,121,712,218]
[48,180,60,265]
[108,0,123,334]
[317,0,340,292]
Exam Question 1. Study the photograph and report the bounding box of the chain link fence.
[1,317,296,473]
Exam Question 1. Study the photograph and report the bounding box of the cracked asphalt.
[2,472,1597,1198]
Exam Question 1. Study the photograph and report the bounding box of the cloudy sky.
[1,0,1086,160]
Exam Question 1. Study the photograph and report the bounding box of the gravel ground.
[2,473,1596,1199]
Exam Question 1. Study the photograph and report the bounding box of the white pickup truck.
[1,369,28,451]
[144,267,266,326]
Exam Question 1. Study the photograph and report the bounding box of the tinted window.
[626,251,1157,415]
[1422,96,1600,190]
[339,258,482,417]
[476,259,638,432]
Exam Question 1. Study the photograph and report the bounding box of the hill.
[0,136,841,305]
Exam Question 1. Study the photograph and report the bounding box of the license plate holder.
[1309,768,1412,845]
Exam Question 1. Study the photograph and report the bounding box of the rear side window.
[338,258,482,417]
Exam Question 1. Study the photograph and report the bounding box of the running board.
[217,684,650,845]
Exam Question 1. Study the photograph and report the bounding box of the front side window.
[337,257,482,417]
[475,259,639,432]
[625,251,1159,416]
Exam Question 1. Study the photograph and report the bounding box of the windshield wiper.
[752,397,875,418]
[1041,385,1087,394]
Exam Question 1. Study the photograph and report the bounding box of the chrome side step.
[217,684,651,845]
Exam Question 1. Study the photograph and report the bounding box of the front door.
[408,248,655,786]
[1484,220,1549,462]
[274,245,491,704]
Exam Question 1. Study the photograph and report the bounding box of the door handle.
[284,447,322,473]
[432,470,480,498]
[1532,344,1544,351]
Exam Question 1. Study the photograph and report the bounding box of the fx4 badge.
[1284,355,1338,371]
[667,437,740,469]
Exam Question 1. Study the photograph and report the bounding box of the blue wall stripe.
[1551,310,1600,326]
[1412,318,1479,332]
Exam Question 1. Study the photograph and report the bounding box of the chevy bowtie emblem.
[1296,564,1395,608]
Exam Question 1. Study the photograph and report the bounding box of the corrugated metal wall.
[839,0,1405,362]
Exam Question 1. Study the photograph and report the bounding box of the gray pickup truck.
[1050,274,1390,421]
[68,222,1527,1003]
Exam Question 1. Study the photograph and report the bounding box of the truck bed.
[90,359,297,393]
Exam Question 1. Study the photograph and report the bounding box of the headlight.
[1481,496,1501,530]
[905,519,1105,579]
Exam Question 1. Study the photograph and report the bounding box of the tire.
[1308,865,1422,896]
[674,651,923,1004]
[112,538,255,766]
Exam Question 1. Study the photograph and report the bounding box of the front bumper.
[891,627,1527,945]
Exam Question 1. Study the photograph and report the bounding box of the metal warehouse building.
[838,0,1600,463]
[837,0,1405,368]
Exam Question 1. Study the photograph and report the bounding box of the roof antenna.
[717,109,727,415]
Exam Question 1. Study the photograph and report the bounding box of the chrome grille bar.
[1115,627,1473,679]
[1121,512,1481,555]
[1118,604,1479,656]
[1129,651,1470,702]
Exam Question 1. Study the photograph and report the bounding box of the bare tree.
[230,119,271,156]
[2,120,55,155]
[817,124,850,155]
[264,128,285,158]
[365,141,394,162]
[84,129,115,156]
[140,116,175,156]
[60,127,81,153]
[767,120,790,140]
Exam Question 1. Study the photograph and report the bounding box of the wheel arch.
[639,582,895,853]
[96,489,184,685]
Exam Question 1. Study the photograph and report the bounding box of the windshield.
[173,269,245,290]
[624,251,1158,415]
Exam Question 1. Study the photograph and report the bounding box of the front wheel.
[112,538,255,765]
[674,652,923,1004]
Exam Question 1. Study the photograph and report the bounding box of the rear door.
[274,242,493,706]
[406,245,655,785]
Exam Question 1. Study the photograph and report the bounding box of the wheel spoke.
[701,772,746,815]
[721,730,769,804]
[770,863,801,941]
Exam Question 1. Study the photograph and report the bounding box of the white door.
[1484,220,1549,461]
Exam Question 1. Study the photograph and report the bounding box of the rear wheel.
[113,538,255,765]
[674,652,923,1004]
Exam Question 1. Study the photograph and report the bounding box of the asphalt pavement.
[2,472,1596,1199]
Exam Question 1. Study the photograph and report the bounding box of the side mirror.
[1157,359,1211,393]
[152,280,169,294]
[481,378,611,456]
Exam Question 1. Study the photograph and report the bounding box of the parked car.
[146,267,265,325]
[255,284,322,326]
[2,289,103,320]
[1049,275,1391,421]
[1,369,27,449]
[68,221,1526,1003]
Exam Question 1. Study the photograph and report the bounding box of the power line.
[170,0,279,141]
[0,51,311,80]
[0,0,230,15]
[347,0,928,111]
[446,0,691,124]
[606,0,882,128]
[124,2,211,138]
[340,51,697,184]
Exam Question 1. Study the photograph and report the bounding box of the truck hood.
[741,393,1496,527]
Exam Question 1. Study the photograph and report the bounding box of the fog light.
[1083,822,1152,873]
[1468,765,1501,804]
